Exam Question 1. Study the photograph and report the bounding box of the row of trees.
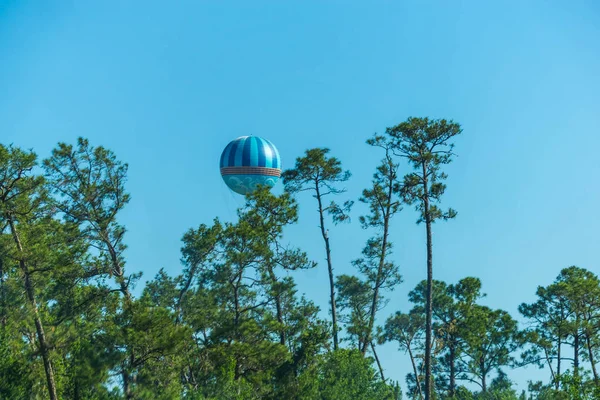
[0,117,598,399]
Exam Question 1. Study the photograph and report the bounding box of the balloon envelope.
[220,136,281,195]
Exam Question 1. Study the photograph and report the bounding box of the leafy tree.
[459,305,523,392]
[168,188,328,398]
[3,135,597,399]
[381,310,426,400]
[309,349,399,400]
[520,266,600,392]
[0,144,59,399]
[385,117,462,400]
[336,274,372,350]
[44,138,187,399]
[435,278,484,397]
[282,148,353,350]
[43,138,140,397]
[528,371,600,400]
[520,281,571,389]
[0,286,34,397]
[555,267,600,384]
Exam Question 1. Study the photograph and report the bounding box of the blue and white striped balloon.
[220,136,281,195]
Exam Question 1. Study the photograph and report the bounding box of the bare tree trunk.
[371,341,385,381]
[586,333,599,385]
[268,266,286,345]
[408,345,424,400]
[556,338,561,390]
[8,217,58,400]
[574,322,580,378]
[481,363,487,392]
[449,344,456,397]
[422,161,434,400]
[363,180,393,356]
[543,347,556,388]
[0,258,5,329]
[316,184,338,350]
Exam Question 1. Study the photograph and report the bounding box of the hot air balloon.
[220,136,281,195]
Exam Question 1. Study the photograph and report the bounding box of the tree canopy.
[1,119,598,399]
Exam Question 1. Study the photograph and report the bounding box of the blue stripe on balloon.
[273,143,281,169]
[250,137,259,166]
[227,139,238,167]
[256,137,266,167]
[234,137,245,167]
[242,136,252,166]
[221,142,233,168]
[264,139,276,168]
[270,139,280,169]
[266,142,273,168]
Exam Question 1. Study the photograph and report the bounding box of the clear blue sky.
[2,0,599,394]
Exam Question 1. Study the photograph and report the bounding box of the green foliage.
[2,131,599,400]
[385,117,461,225]
[520,266,600,395]
[336,274,372,347]
[305,349,398,400]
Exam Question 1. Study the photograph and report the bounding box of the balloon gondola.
[219,136,281,195]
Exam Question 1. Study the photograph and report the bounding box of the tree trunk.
[543,347,556,388]
[175,242,217,323]
[449,343,456,397]
[481,366,487,392]
[585,333,599,385]
[0,258,5,329]
[363,179,393,356]
[105,234,137,397]
[371,341,385,381]
[556,338,561,390]
[315,183,338,350]
[105,239,132,303]
[123,369,132,399]
[8,217,59,400]
[268,266,286,345]
[574,321,580,378]
[233,271,243,380]
[422,161,434,400]
[408,345,424,400]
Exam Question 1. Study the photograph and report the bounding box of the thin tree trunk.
[233,274,242,380]
[407,345,424,400]
[363,178,393,356]
[449,343,456,397]
[371,341,385,381]
[123,369,132,399]
[422,161,434,400]
[543,347,556,388]
[315,183,338,350]
[0,258,5,329]
[104,233,136,398]
[105,239,132,303]
[585,333,599,384]
[481,364,487,392]
[268,266,286,345]
[8,217,59,400]
[574,321,580,378]
[556,338,561,390]
[175,242,217,323]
